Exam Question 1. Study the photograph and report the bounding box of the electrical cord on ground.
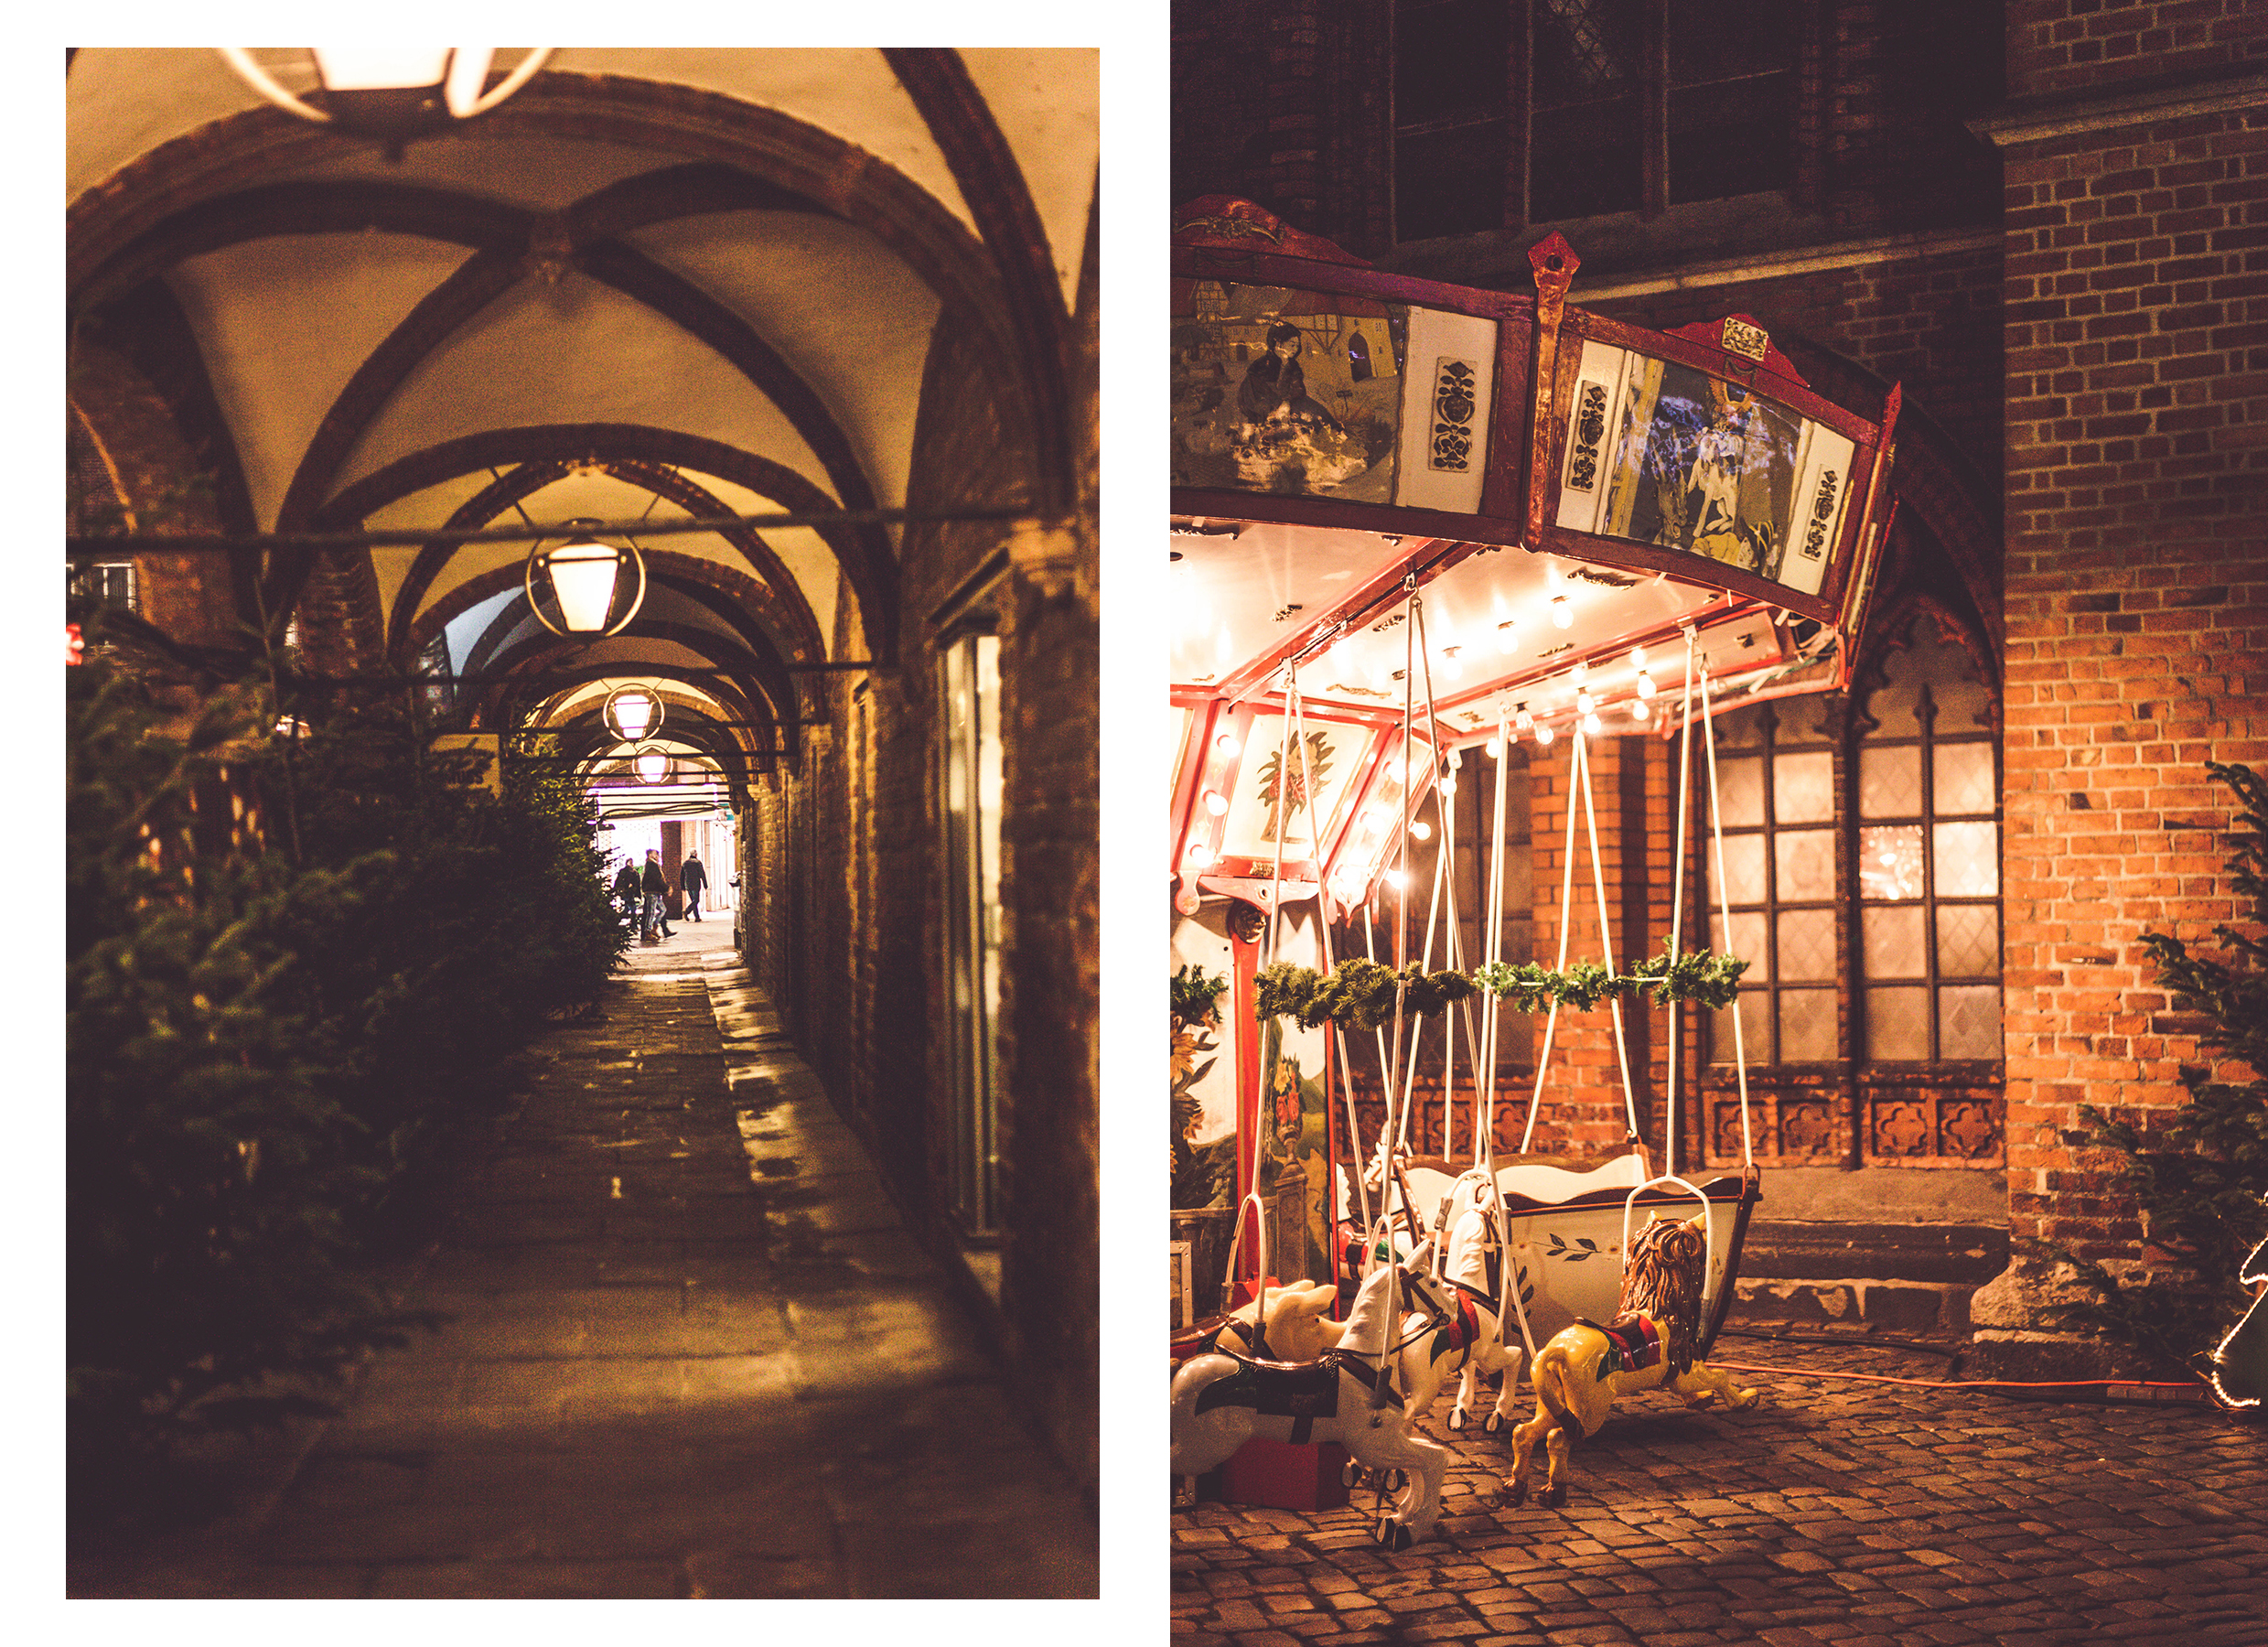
[1716,1327,1962,1358]
[1710,1359,2220,1407]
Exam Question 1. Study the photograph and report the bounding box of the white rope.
[1479,706,1510,1169]
[1519,719,1585,1156]
[1699,658,1756,1167]
[1574,725,1645,1151]
[1665,627,1698,1172]
[1317,898,1373,1244]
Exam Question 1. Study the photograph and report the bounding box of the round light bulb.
[1214,731,1241,759]
[1495,621,1519,654]
[1629,645,1648,672]
[1572,660,1589,683]
[1186,840,1213,867]
[1535,722,1555,746]
[1202,789,1229,816]
[1631,698,1651,722]
[1486,737,1504,759]
[1385,869,1409,889]
[1550,597,1574,630]
[1410,819,1433,842]
[1636,672,1656,699]
[1514,706,1533,731]
[1582,712,1602,736]
[1576,689,1596,715]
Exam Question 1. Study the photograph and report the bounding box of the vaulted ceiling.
[68,47,1100,798]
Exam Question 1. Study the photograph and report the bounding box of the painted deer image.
[1500,1211,1758,1509]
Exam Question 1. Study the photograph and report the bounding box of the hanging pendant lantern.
[604,684,662,743]
[218,48,554,146]
[631,745,672,785]
[525,520,646,639]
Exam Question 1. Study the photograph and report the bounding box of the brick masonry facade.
[1991,0,2268,1303]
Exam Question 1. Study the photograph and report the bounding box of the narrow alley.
[71,920,1096,1599]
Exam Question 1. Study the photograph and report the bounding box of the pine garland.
[1252,940,1747,1028]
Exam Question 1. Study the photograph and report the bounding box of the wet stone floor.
[76,920,1096,1599]
[1172,1333,2267,1645]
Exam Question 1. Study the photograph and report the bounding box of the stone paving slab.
[1172,1334,2266,1644]
[70,924,1095,1599]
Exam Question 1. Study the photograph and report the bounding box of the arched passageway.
[68,48,1099,1594]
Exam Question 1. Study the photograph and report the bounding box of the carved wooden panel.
[1693,1077,2003,1169]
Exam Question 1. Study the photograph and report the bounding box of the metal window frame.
[1389,0,1807,242]
[1707,700,1838,1067]
[1854,680,2001,1065]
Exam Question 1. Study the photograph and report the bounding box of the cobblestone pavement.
[71,922,1094,1599]
[1172,1332,2266,1646]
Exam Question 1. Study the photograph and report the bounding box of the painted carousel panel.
[1555,338,1856,600]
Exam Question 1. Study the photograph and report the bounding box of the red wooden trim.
[1524,234,1579,549]
[1479,308,1539,522]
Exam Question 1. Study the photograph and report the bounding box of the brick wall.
[2008,0,2266,99]
[1996,2,2268,1266]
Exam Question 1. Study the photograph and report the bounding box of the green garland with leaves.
[1252,939,1747,1030]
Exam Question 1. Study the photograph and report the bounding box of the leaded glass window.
[1855,618,2000,1062]
[1705,694,1839,1065]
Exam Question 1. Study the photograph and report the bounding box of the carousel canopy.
[1169,198,1900,911]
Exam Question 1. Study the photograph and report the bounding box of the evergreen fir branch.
[2043,761,2268,1389]
[1252,943,1748,1028]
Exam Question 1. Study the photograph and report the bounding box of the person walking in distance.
[611,856,641,933]
[642,848,673,940]
[680,852,708,921]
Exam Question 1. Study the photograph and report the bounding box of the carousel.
[1166,199,1904,1540]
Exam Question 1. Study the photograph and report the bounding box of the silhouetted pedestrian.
[642,849,673,939]
[681,853,708,921]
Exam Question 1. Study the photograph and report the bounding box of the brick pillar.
[1972,0,2268,1376]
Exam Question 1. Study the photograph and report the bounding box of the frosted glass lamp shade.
[607,689,656,742]
[544,541,622,632]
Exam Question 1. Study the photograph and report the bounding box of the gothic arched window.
[1853,611,2002,1064]
[1702,607,2001,1077]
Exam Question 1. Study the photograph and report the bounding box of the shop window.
[940,630,1004,1238]
[1854,617,2000,1063]
[1394,0,1801,242]
[1704,694,1839,1066]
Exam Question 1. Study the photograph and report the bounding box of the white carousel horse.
[1400,1198,1526,1436]
[1500,1212,1759,1509]
[1170,1255,1453,1549]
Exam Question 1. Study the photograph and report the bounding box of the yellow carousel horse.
[1499,1211,1758,1509]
